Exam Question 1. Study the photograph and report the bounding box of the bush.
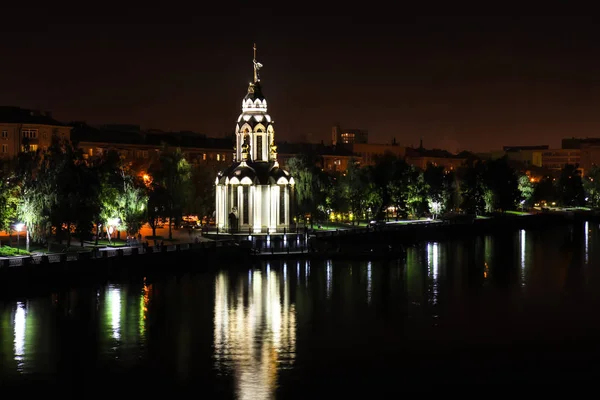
[0,246,31,257]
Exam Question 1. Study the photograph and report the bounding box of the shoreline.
[0,211,595,300]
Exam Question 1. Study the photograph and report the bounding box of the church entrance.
[228,211,239,233]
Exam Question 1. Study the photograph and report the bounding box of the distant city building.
[496,145,548,167]
[404,145,466,172]
[350,141,406,166]
[561,137,600,174]
[72,122,232,173]
[215,45,293,233]
[0,106,71,160]
[331,124,368,146]
[277,141,359,173]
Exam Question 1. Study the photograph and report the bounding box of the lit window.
[217,154,221,161]
[203,153,206,161]
[20,144,38,152]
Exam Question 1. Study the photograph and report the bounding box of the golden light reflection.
[483,262,489,279]
[214,268,297,400]
[140,279,151,337]
[484,236,493,281]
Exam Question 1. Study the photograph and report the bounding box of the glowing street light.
[14,223,24,252]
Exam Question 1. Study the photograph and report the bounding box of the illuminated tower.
[215,44,294,233]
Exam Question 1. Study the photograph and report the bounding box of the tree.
[533,175,557,205]
[147,185,168,238]
[423,163,450,219]
[339,160,370,225]
[0,173,19,236]
[556,164,585,207]
[405,167,428,217]
[120,177,148,236]
[93,149,125,245]
[188,162,217,220]
[149,145,191,240]
[458,160,486,215]
[583,165,600,208]
[286,154,326,227]
[518,174,535,210]
[482,156,519,212]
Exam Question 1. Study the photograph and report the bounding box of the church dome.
[268,164,291,184]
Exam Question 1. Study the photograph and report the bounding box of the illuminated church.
[215,44,294,233]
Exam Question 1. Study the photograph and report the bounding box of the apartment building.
[0,106,72,160]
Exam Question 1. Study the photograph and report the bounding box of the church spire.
[253,43,262,83]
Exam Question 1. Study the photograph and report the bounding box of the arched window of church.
[233,185,238,208]
[279,186,285,224]
[256,135,263,161]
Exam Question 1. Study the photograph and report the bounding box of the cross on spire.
[252,43,263,83]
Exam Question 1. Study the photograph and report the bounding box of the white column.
[270,185,278,230]
[249,185,255,230]
[216,186,222,228]
[284,185,289,227]
[254,185,262,233]
[223,185,228,229]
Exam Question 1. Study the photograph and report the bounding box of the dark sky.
[1,7,599,153]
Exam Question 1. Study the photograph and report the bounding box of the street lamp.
[15,223,24,252]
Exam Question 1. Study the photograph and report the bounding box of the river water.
[2,222,600,394]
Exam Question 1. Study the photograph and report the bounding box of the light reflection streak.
[107,286,121,341]
[326,260,332,299]
[305,261,310,285]
[520,230,526,287]
[14,302,26,371]
[427,243,439,306]
[483,236,492,281]
[213,268,296,400]
[585,221,589,265]
[140,280,151,337]
[367,261,372,304]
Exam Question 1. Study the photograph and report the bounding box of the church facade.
[215,45,294,233]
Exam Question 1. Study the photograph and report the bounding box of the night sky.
[1,8,599,153]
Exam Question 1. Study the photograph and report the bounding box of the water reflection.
[367,261,372,304]
[107,286,121,341]
[426,242,440,306]
[1,223,600,389]
[14,301,26,372]
[484,235,493,280]
[0,300,42,375]
[326,260,332,299]
[520,229,526,287]
[99,282,150,360]
[585,221,589,265]
[214,268,297,400]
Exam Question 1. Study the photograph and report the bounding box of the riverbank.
[0,241,250,299]
[0,211,595,299]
